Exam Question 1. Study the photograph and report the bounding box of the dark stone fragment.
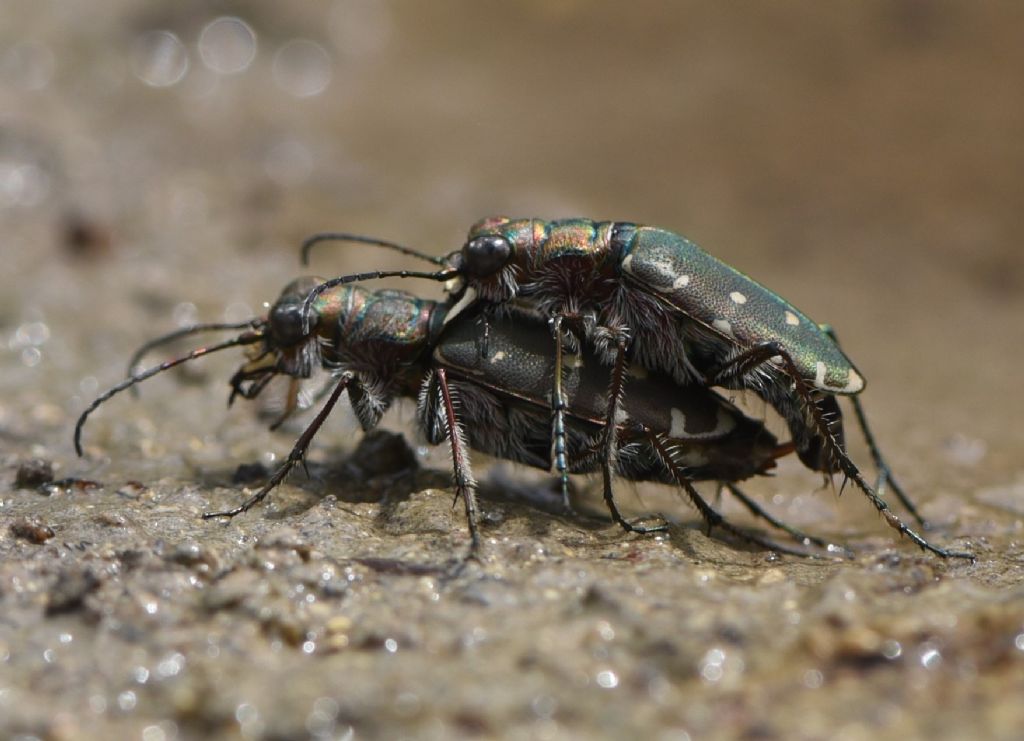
[15,458,54,489]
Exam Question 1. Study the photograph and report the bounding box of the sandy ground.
[2,2,1023,739]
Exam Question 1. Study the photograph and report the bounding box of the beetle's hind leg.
[643,428,814,557]
[722,482,852,557]
[817,325,926,528]
[704,342,972,560]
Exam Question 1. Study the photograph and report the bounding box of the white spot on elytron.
[489,350,506,364]
[712,319,734,338]
[817,365,864,394]
[651,258,678,286]
[814,361,827,388]
[785,311,800,326]
[621,253,634,274]
[670,408,688,437]
[729,291,747,305]
[841,368,864,393]
[673,275,690,289]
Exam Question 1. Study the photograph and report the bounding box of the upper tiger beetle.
[75,277,836,561]
[299,217,973,561]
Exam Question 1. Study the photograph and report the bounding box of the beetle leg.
[597,328,669,533]
[203,373,353,520]
[818,324,927,528]
[707,343,972,560]
[644,428,814,557]
[548,315,573,513]
[722,482,852,556]
[434,368,481,556]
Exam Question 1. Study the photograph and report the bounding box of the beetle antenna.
[75,332,263,456]
[126,320,261,379]
[300,268,459,332]
[300,232,446,267]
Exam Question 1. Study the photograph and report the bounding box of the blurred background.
[2,2,1023,737]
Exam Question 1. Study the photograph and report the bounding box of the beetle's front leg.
[203,373,353,520]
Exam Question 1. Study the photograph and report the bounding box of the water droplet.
[198,17,258,75]
[117,690,137,711]
[700,647,726,683]
[273,40,332,98]
[131,31,189,88]
[15,321,50,347]
[172,302,198,327]
[156,652,185,678]
[595,669,619,689]
[0,161,51,208]
[881,639,903,660]
[384,638,398,653]
[302,640,316,654]
[88,694,107,714]
[21,347,41,367]
[141,725,166,741]
[1015,633,1024,652]
[802,669,824,688]
[920,646,942,670]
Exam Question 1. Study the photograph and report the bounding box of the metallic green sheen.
[620,227,863,394]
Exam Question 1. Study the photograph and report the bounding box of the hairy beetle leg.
[820,325,927,528]
[548,315,574,513]
[644,427,816,557]
[707,342,972,560]
[434,368,482,557]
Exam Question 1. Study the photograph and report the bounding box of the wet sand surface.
[2,3,1023,739]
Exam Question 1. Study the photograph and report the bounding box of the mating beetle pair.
[298,217,971,560]
[75,277,828,557]
[75,217,971,560]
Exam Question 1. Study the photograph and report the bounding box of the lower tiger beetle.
[299,218,972,560]
[75,278,853,559]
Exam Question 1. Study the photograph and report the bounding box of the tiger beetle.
[74,277,839,559]
[299,218,973,561]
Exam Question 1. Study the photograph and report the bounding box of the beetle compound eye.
[463,235,511,277]
[269,302,308,347]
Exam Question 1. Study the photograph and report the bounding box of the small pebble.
[10,517,56,544]
[15,458,54,488]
